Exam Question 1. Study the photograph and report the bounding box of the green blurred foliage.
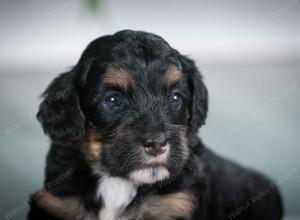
[84,0,103,13]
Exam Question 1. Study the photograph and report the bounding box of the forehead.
[86,35,184,93]
[103,34,182,85]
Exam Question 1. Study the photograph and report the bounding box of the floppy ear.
[180,55,208,132]
[37,70,85,146]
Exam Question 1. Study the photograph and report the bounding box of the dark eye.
[168,92,182,106]
[104,93,122,109]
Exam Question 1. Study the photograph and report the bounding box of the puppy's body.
[28,30,283,220]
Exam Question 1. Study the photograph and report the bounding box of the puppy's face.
[38,31,208,185]
[83,64,189,184]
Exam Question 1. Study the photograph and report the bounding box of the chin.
[129,166,170,184]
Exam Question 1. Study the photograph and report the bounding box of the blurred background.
[0,0,299,219]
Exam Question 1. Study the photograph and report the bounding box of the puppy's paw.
[137,192,194,220]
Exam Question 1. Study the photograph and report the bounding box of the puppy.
[28,30,283,220]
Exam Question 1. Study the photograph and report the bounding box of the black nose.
[143,135,168,157]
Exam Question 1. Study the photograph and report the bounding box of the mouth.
[127,143,171,184]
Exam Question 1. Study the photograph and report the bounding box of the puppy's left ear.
[180,55,208,132]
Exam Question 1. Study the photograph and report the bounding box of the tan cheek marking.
[139,192,195,219]
[103,67,133,91]
[164,67,182,88]
[84,128,102,160]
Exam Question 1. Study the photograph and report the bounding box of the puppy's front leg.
[137,192,195,220]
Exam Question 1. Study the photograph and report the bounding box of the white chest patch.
[97,175,137,220]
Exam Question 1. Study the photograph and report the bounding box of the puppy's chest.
[97,176,137,220]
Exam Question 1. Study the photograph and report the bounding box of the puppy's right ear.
[37,70,85,146]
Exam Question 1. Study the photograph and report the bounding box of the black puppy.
[28,30,283,220]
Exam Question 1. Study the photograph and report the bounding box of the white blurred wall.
[0,1,299,219]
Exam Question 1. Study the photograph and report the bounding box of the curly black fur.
[28,30,283,220]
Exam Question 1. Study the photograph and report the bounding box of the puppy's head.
[38,30,208,184]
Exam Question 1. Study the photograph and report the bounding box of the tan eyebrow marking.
[164,67,182,88]
[103,67,133,91]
